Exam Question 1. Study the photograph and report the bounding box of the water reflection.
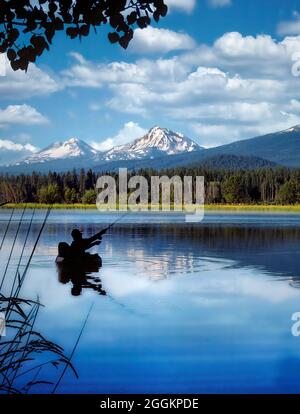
[107,224,300,283]
[2,211,300,393]
[56,260,106,297]
[2,216,300,285]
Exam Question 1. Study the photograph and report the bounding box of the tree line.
[0,166,300,205]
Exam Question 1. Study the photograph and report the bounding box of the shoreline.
[2,203,300,212]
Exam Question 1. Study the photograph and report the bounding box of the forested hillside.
[1,166,300,205]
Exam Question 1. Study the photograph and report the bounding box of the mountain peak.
[65,137,81,144]
[9,126,203,170]
[104,126,202,161]
[23,137,98,164]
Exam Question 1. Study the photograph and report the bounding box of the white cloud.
[63,53,149,87]
[0,105,48,127]
[63,31,300,146]
[168,101,274,123]
[181,32,300,79]
[208,0,232,8]
[63,53,188,89]
[91,122,147,152]
[89,103,102,112]
[0,60,60,99]
[165,0,196,13]
[0,138,38,166]
[214,32,281,58]
[129,27,196,54]
[277,12,300,36]
[191,123,242,148]
[0,139,37,152]
[192,110,300,147]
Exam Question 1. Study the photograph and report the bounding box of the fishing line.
[51,302,94,394]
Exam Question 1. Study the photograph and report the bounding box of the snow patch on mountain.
[23,138,98,164]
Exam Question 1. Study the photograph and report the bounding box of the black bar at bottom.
[0,394,300,410]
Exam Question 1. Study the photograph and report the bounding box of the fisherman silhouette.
[57,215,125,262]
[70,228,102,257]
[56,228,107,296]
[56,216,125,296]
[56,229,103,262]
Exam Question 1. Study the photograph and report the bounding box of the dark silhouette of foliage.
[0,208,78,394]
[0,0,168,71]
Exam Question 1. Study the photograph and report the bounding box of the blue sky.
[1,0,300,164]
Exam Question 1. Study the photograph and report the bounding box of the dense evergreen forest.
[0,166,300,205]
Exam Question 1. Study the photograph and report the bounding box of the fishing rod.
[96,213,127,238]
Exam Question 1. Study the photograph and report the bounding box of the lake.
[1,209,300,394]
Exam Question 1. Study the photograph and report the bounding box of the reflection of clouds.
[101,254,300,307]
[104,243,202,280]
[3,215,300,315]
[177,269,300,305]
[4,213,300,393]
[4,214,300,396]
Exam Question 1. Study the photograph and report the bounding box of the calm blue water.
[1,209,300,393]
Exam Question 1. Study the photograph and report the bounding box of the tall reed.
[0,207,77,394]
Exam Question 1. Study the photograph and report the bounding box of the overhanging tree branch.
[0,0,168,71]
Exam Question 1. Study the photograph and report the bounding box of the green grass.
[2,202,300,212]
[204,204,300,212]
[1,203,98,209]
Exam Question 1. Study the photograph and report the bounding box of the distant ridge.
[195,154,278,170]
[3,126,201,173]
[202,125,300,168]
[2,124,300,174]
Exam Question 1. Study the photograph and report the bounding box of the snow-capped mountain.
[3,123,300,173]
[5,127,202,173]
[104,126,202,161]
[21,137,98,164]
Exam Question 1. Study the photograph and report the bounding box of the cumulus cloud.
[214,32,281,58]
[277,12,300,36]
[0,105,48,127]
[91,122,147,152]
[63,52,188,89]
[0,60,60,99]
[165,0,196,13]
[63,53,149,87]
[0,138,38,166]
[181,32,300,80]
[63,31,300,146]
[191,112,300,148]
[208,0,232,8]
[0,139,37,152]
[129,27,196,54]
